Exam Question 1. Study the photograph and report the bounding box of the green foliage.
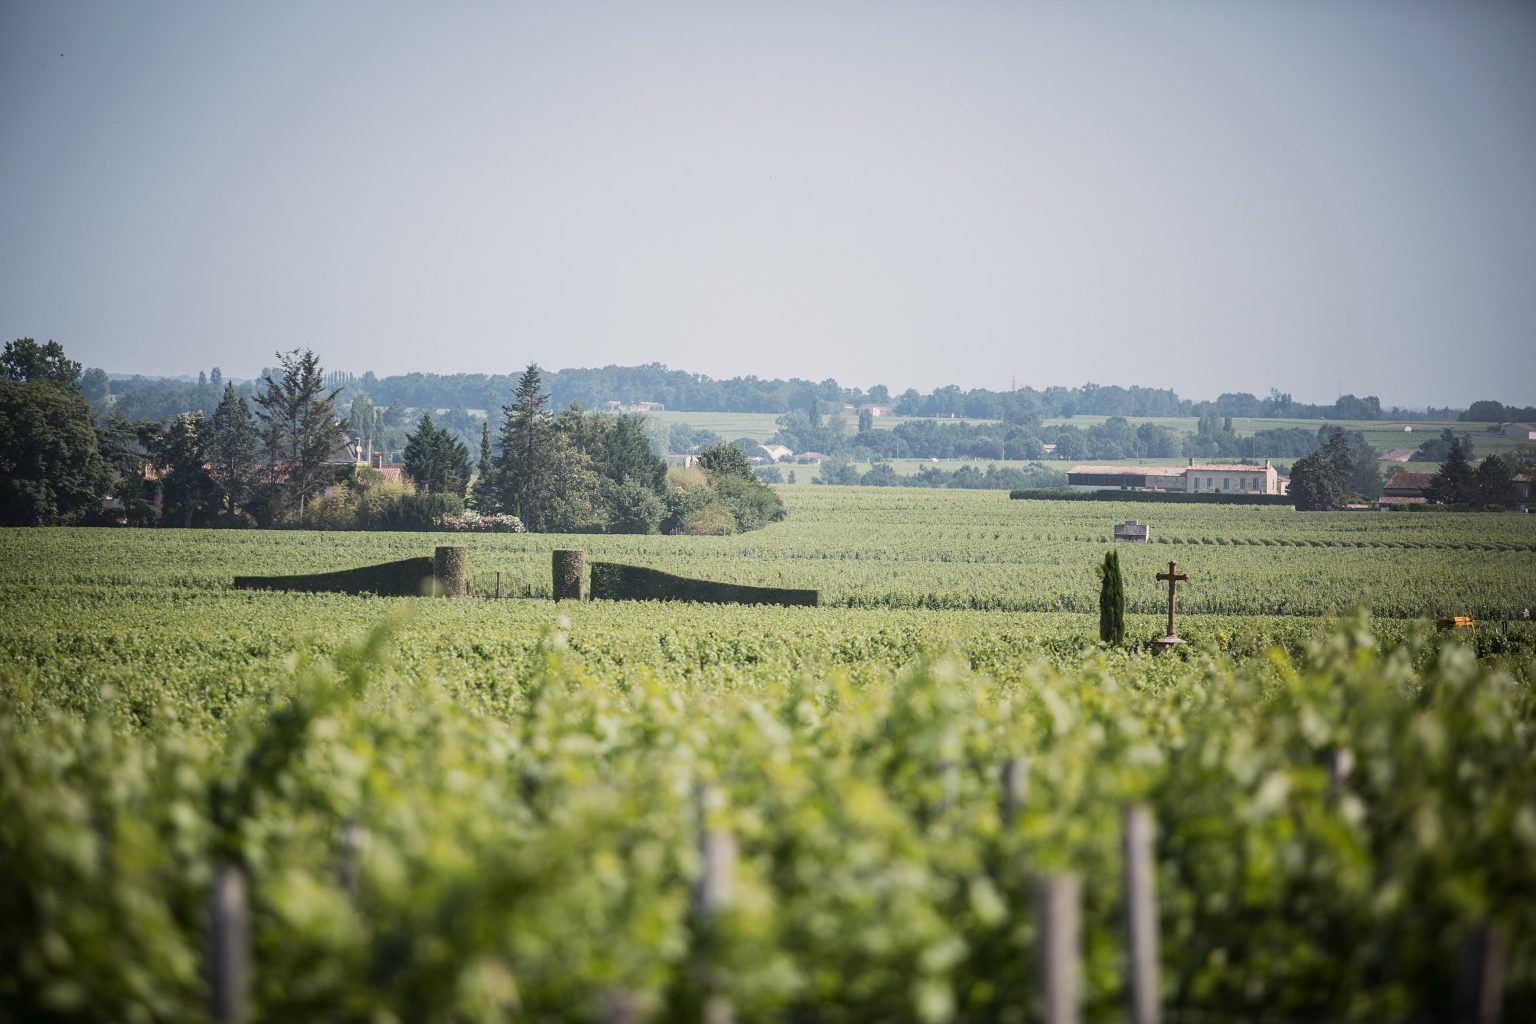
[1,614,1533,1019]
[1430,438,1476,505]
[674,505,737,536]
[589,561,819,606]
[208,383,259,517]
[1,338,81,389]
[232,556,437,595]
[149,412,218,527]
[1097,549,1125,644]
[610,479,665,534]
[252,349,347,518]
[1472,455,1517,508]
[403,413,473,496]
[697,442,754,479]
[302,472,455,532]
[0,379,110,525]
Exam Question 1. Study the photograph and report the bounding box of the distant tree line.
[1,342,786,534]
[1460,400,1536,424]
[806,459,1067,491]
[94,363,1493,429]
[1287,429,1524,511]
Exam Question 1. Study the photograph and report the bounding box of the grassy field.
[4,487,1534,1020]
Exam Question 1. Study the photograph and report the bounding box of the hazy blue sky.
[3,2,1533,406]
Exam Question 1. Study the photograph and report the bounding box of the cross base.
[1152,635,1187,656]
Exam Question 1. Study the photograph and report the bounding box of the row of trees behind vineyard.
[104,365,1448,423]
[0,340,782,533]
[1289,430,1525,511]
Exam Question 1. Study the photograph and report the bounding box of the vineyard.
[6,488,1533,618]
[2,487,1535,1021]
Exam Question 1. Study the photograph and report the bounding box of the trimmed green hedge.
[589,562,818,607]
[1010,488,1295,506]
[232,557,437,596]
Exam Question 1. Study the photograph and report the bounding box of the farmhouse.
[1067,459,1287,495]
[1379,471,1434,507]
[1067,465,1186,491]
[368,451,406,482]
[324,437,370,467]
[1501,422,1536,440]
[758,444,793,462]
[1184,462,1287,495]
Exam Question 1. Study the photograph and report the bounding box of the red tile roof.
[1384,471,1435,491]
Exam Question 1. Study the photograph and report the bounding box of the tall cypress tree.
[469,420,496,511]
[1098,549,1126,645]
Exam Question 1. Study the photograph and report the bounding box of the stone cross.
[1156,561,1188,638]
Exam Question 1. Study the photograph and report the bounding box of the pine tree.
[1098,549,1125,645]
[1429,438,1474,505]
[1471,454,1515,508]
[208,383,258,517]
[494,364,553,525]
[252,349,346,520]
[404,414,472,496]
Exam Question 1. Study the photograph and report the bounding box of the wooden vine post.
[207,863,251,1024]
[1035,874,1082,1024]
[1122,803,1160,1024]
[553,549,585,601]
[693,782,736,1024]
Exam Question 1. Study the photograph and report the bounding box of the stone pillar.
[434,545,467,597]
[553,549,585,601]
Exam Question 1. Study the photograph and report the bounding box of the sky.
[2,1,1534,408]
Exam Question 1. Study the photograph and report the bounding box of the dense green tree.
[603,414,667,492]
[697,442,754,479]
[493,364,554,524]
[1350,443,1383,500]
[1098,549,1126,645]
[2,338,81,389]
[208,384,260,517]
[0,379,109,524]
[253,349,347,518]
[404,414,472,496]
[151,412,217,527]
[1470,454,1516,508]
[858,407,874,433]
[80,367,110,404]
[1428,438,1474,505]
[609,479,664,534]
[1288,449,1341,511]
